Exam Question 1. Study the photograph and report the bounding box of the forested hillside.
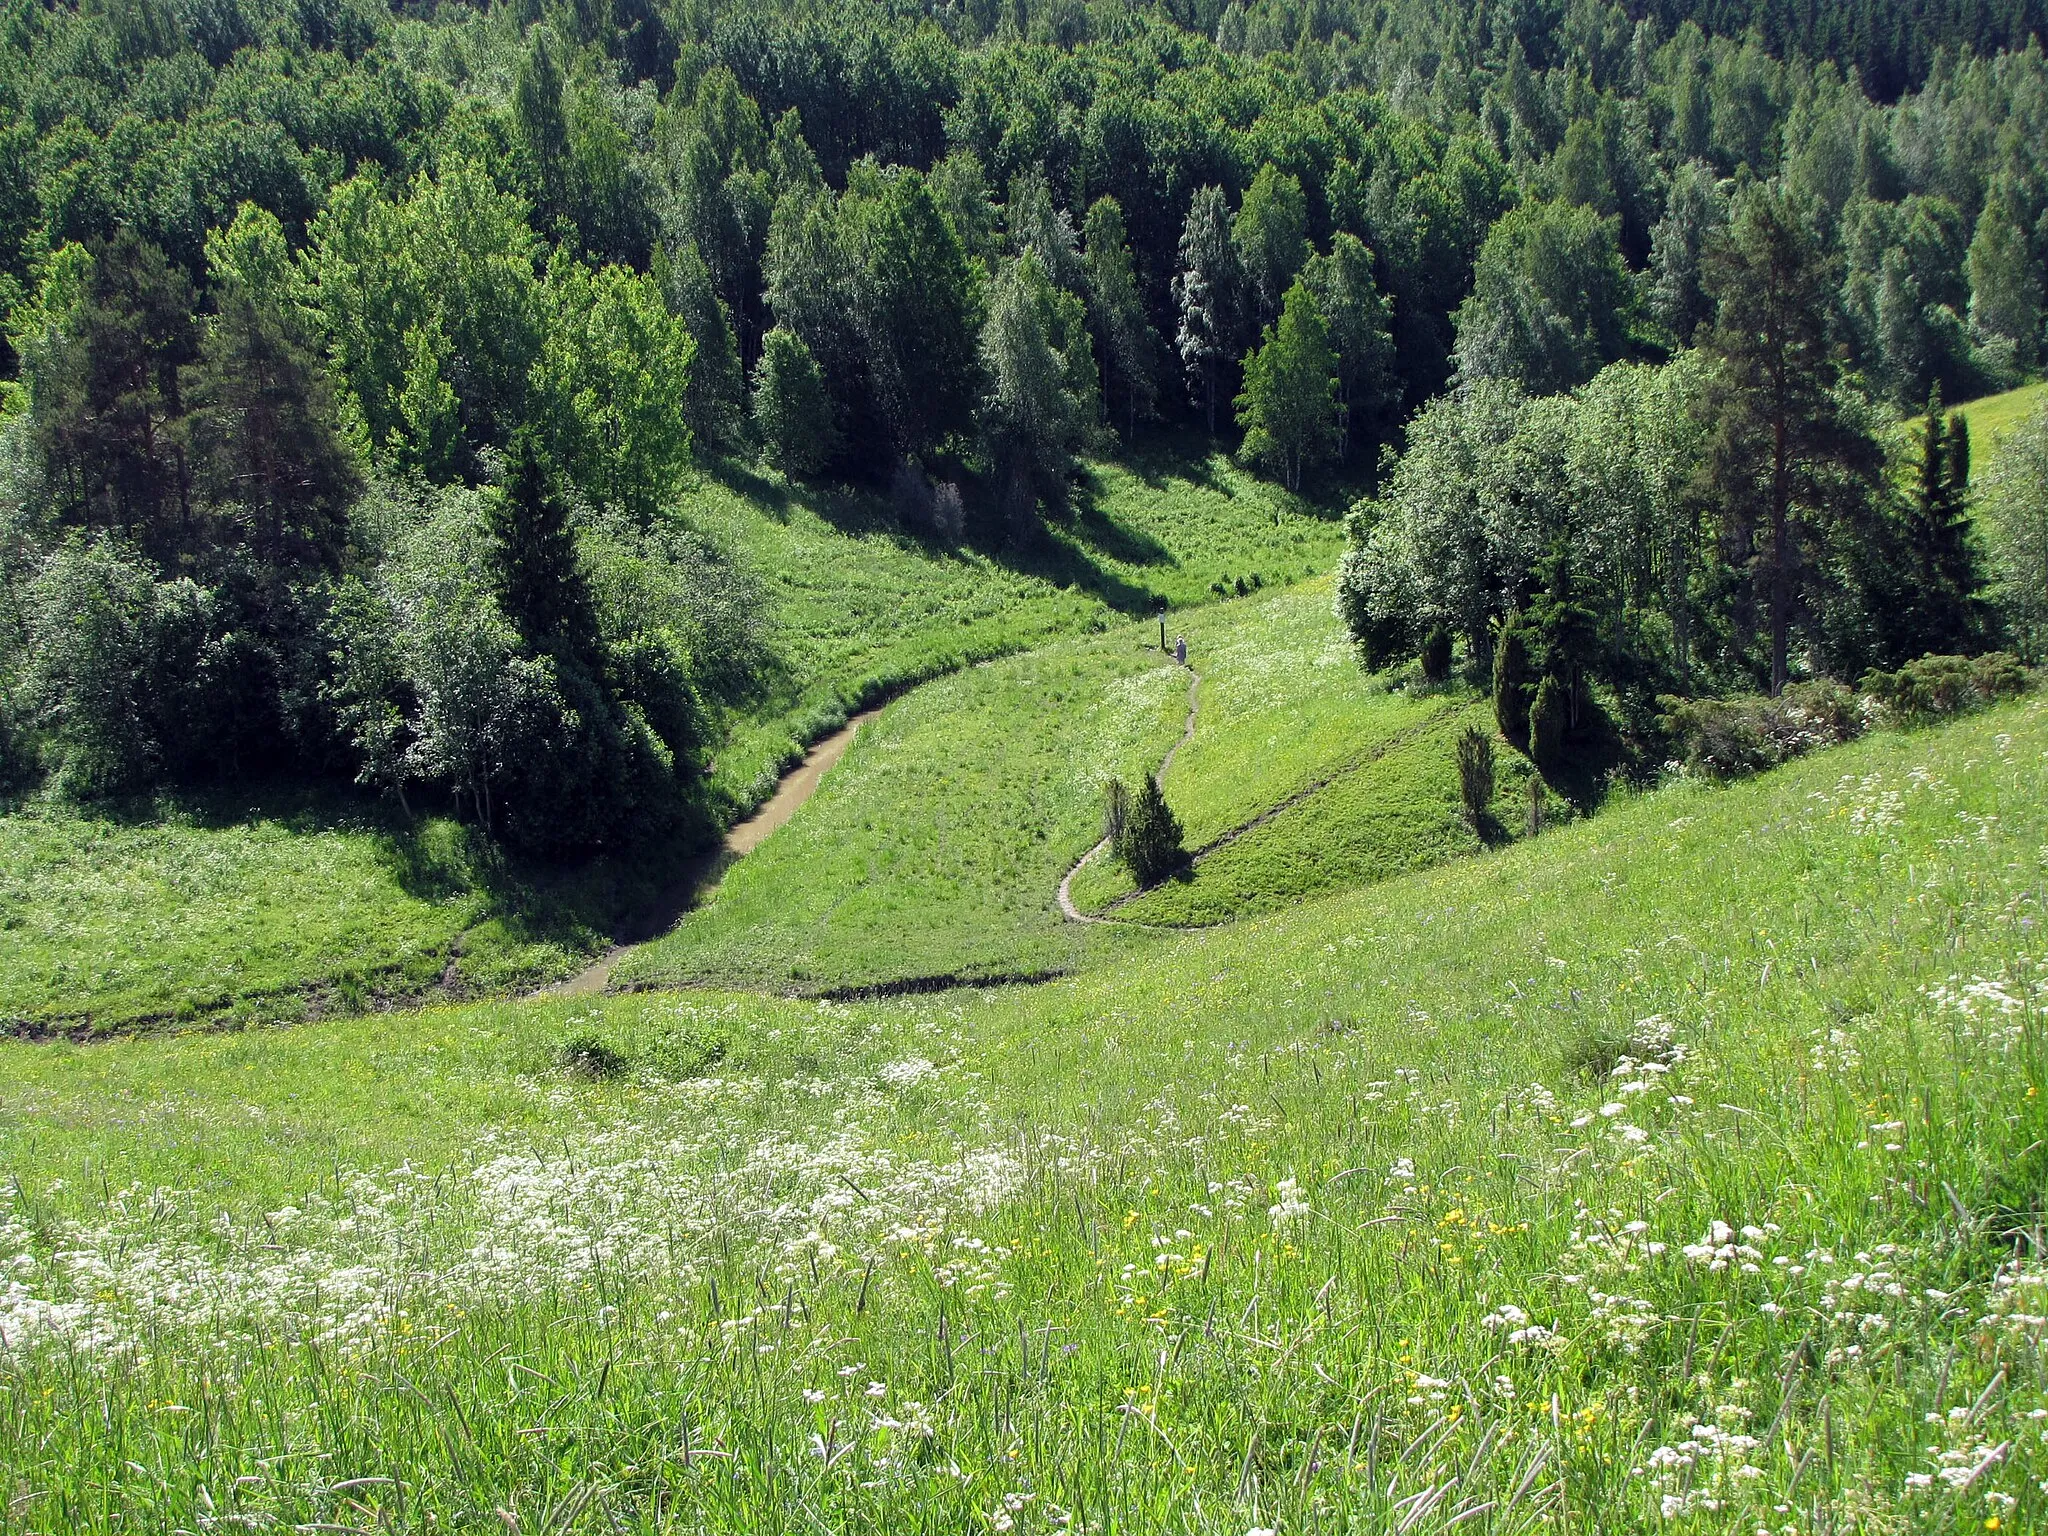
[2,0,2048,860]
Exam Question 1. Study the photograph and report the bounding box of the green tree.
[30,232,198,559]
[1300,233,1396,462]
[1454,199,1630,395]
[179,284,360,571]
[1235,278,1339,493]
[1493,616,1535,744]
[841,164,982,465]
[1698,184,1884,693]
[661,241,744,452]
[1648,159,1728,344]
[1966,179,2041,372]
[752,326,837,476]
[1887,389,1984,658]
[536,257,695,522]
[485,432,600,666]
[1081,196,1158,439]
[1114,773,1184,887]
[1005,170,1082,293]
[980,252,1098,510]
[1233,163,1309,327]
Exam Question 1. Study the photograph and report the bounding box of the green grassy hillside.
[1065,580,1539,923]
[0,699,2041,1531]
[1954,378,2048,453]
[0,439,1339,1031]
[694,437,1343,811]
[0,792,642,1032]
[616,621,1190,993]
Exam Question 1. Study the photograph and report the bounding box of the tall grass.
[0,701,2042,1530]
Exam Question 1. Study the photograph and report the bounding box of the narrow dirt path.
[1058,664,1198,925]
[547,709,878,997]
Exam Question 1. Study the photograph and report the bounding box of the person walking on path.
[1174,635,1188,667]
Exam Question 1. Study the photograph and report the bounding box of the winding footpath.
[1057,663,1199,924]
[547,708,878,997]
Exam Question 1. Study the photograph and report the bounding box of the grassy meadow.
[1065,582,1538,924]
[0,791,644,1033]
[0,699,2042,1530]
[0,437,1340,1033]
[616,621,1191,993]
[1954,379,2048,456]
[690,436,1345,812]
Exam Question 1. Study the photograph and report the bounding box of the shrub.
[1658,678,1867,780]
[1862,652,2032,724]
[1455,725,1494,828]
[1493,619,1534,744]
[1115,775,1185,887]
[1529,672,1566,768]
[559,1033,629,1079]
[1419,626,1452,685]
[1525,773,1546,836]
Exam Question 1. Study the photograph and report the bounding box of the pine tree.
[1699,185,1884,694]
[1527,543,1600,730]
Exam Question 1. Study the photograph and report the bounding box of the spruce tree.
[1894,387,1984,657]
[486,431,599,666]
[1116,775,1185,887]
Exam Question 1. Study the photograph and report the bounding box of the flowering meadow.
[0,701,2046,1532]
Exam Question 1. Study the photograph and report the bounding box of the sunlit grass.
[690,435,1346,813]
[617,618,1191,993]
[0,700,2042,1530]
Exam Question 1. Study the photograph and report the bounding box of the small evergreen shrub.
[1455,725,1495,829]
[1420,627,1452,685]
[1526,774,1546,836]
[1102,778,1131,846]
[1115,776,1185,887]
[1862,652,2031,724]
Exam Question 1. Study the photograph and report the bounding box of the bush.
[1115,775,1185,887]
[1658,678,1867,780]
[1493,620,1534,744]
[1862,652,2032,724]
[1420,626,1452,685]
[559,1033,629,1079]
[1455,725,1495,829]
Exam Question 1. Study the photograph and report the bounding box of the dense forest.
[2,0,2047,849]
